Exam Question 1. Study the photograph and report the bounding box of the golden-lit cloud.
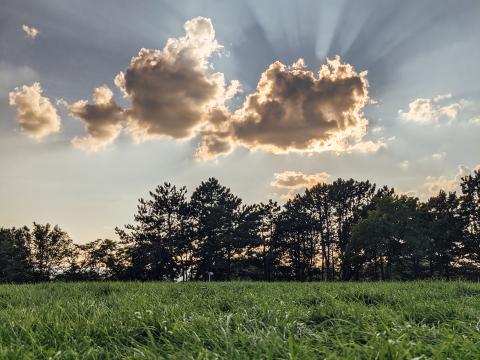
[115,17,239,142]
[30,17,381,160]
[271,170,331,200]
[68,85,124,152]
[201,56,385,159]
[22,24,39,39]
[271,170,330,189]
[423,164,479,196]
[232,57,371,152]
[8,82,61,139]
[399,94,463,124]
[469,116,480,125]
[199,56,383,160]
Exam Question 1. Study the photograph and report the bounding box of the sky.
[1,0,479,244]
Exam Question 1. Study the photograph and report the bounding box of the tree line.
[1,170,479,282]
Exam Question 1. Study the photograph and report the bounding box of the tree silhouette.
[28,223,74,280]
[190,178,242,280]
[117,183,190,280]
[2,173,480,282]
[460,170,480,272]
[0,227,31,282]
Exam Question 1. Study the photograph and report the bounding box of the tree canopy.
[1,170,480,282]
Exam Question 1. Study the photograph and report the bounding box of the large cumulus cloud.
[68,85,124,152]
[8,82,61,139]
[198,56,382,160]
[115,16,239,141]
[10,17,383,160]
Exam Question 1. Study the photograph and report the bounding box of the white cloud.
[469,116,480,125]
[271,170,330,190]
[8,82,61,139]
[22,24,39,39]
[423,164,479,196]
[432,152,446,160]
[399,94,463,124]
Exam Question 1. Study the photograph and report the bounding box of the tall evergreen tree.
[190,178,242,280]
[277,195,317,281]
[257,200,282,281]
[117,183,190,280]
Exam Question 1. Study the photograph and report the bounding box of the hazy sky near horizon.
[1,0,479,243]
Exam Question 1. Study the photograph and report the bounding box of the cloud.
[432,152,446,160]
[68,85,124,152]
[423,164,479,196]
[57,17,382,160]
[271,170,330,190]
[115,16,239,142]
[22,24,39,39]
[469,116,480,125]
[200,56,380,159]
[8,82,61,139]
[399,94,463,124]
[271,170,331,200]
[399,160,409,169]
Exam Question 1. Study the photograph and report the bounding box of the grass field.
[0,282,479,359]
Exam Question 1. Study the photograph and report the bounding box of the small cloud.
[399,190,417,197]
[8,82,61,139]
[423,164,479,196]
[22,24,39,39]
[399,94,463,124]
[399,160,409,169]
[347,140,386,153]
[432,152,446,160]
[56,98,69,107]
[469,116,480,125]
[433,93,452,102]
[271,170,331,190]
[371,126,383,133]
[271,171,331,201]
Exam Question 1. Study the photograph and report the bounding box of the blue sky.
[1,0,479,243]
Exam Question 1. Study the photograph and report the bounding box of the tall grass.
[0,281,479,359]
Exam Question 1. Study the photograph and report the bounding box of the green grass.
[0,282,479,359]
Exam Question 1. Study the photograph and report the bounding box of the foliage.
[1,171,480,282]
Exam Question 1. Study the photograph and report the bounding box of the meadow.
[0,282,479,359]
